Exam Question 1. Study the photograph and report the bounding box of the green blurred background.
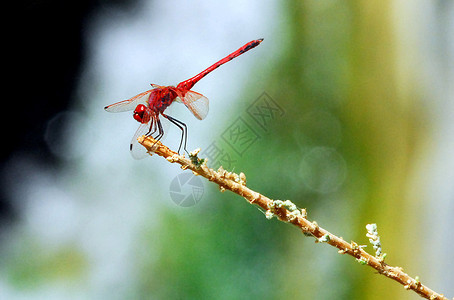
[2,0,453,299]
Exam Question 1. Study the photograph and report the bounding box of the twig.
[138,136,449,300]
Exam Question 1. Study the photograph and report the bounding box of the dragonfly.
[104,38,263,159]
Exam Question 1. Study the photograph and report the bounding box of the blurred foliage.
[3,237,86,289]
[142,1,427,299]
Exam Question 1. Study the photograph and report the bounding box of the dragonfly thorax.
[148,87,179,113]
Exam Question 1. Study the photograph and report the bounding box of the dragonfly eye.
[133,104,150,123]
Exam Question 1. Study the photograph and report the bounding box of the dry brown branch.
[138,136,449,300]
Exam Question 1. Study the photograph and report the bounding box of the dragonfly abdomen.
[176,39,263,91]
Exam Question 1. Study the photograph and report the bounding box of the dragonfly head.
[133,104,151,123]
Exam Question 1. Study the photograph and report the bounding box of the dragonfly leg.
[161,113,188,154]
[148,117,165,150]
[154,118,165,141]
[145,117,158,137]
[143,117,164,150]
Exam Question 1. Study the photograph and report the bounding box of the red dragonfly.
[105,38,263,159]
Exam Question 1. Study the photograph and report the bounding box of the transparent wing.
[176,90,209,120]
[104,90,152,113]
[129,121,152,160]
